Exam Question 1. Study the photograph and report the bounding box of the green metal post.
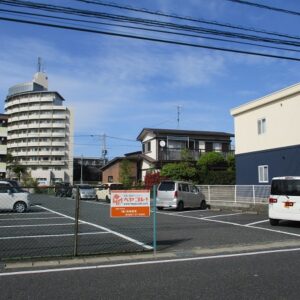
[153,185,157,256]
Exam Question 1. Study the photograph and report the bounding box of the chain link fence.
[0,187,154,261]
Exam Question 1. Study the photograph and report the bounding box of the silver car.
[72,184,97,200]
[156,180,206,211]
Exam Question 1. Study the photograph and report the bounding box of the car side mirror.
[7,189,13,195]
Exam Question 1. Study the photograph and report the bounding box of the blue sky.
[0,0,299,159]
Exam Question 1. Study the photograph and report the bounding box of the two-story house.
[231,83,300,185]
[137,128,234,179]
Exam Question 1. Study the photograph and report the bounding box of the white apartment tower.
[5,71,73,184]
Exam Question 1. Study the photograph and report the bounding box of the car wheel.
[176,201,184,211]
[106,196,110,203]
[95,195,98,201]
[14,202,27,213]
[157,207,163,211]
[200,200,207,210]
[269,218,279,226]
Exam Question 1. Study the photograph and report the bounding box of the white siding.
[232,93,300,154]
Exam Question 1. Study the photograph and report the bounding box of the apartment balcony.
[52,132,66,137]
[52,115,67,120]
[157,148,235,161]
[52,141,65,147]
[21,160,65,166]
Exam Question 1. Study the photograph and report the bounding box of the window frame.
[257,118,266,135]
[258,165,269,183]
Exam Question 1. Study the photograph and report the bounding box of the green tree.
[161,162,197,181]
[6,154,28,181]
[197,152,226,172]
[226,153,235,171]
[120,159,134,188]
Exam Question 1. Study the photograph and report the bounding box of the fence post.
[234,185,237,203]
[153,185,157,256]
[73,186,80,256]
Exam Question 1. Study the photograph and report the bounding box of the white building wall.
[231,88,300,155]
[142,133,157,160]
[5,73,74,184]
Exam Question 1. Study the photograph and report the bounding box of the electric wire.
[2,8,300,54]
[227,0,300,17]
[74,0,300,41]
[1,15,300,62]
[1,0,300,48]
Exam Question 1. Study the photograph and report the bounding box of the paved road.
[1,194,300,299]
[1,249,300,299]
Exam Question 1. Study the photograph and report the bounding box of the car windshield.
[271,180,300,196]
[159,181,175,191]
[78,185,92,190]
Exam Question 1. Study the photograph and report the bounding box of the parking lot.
[0,194,299,261]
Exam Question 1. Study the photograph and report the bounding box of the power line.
[2,8,300,54]
[74,0,300,40]
[2,0,300,48]
[226,0,300,17]
[1,16,300,62]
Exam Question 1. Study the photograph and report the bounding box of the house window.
[199,141,205,152]
[108,176,113,183]
[258,165,269,183]
[258,118,266,135]
[143,141,151,153]
[213,143,222,152]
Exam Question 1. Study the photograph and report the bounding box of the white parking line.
[202,212,244,219]
[158,211,300,237]
[245,220,269,226]
[0,212,52,216]
[0,223,76,228]
[37,205,153,250]
[0,217,66,221]
[0,231,109,240]
[1,247,300,277]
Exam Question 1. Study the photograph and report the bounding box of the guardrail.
[196,185,271,205]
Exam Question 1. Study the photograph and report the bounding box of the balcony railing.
[158,148,234,161]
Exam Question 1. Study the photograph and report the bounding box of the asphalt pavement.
[0,194,300,299]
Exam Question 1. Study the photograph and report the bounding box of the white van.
[156,180,206,211]
[269,176,300,226]
[0,181,31,213]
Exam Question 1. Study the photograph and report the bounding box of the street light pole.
[80,155,83,184]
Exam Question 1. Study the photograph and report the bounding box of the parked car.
[72,184,97,200]
[0,180,31,213]
[3,179,29,193]
[269,176,300,226]
[96,183,124,202]
[55,182,72,197]
[156,180,206,211]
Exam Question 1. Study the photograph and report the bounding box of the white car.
[269,176,300,226]
[96,183,124,202]
[0,181,31,213]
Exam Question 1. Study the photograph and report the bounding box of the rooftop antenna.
[37,57,42,72]
[177,105,182,129]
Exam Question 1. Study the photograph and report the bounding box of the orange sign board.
[110,190,150,218]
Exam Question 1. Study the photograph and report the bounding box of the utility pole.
[177,105,182,129]
[80,155,83,184]
[102,134,108,164]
